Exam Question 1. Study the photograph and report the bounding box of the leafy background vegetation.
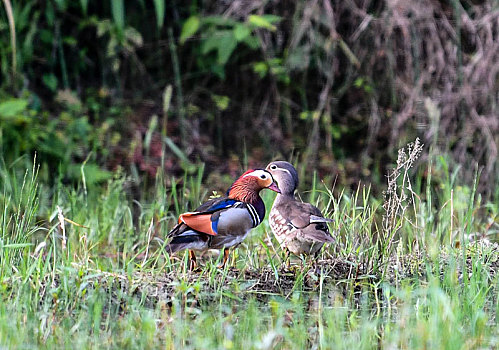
[0,0,498,348]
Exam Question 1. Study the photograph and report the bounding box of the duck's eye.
[270,165,277,170]
[260,174,266,179]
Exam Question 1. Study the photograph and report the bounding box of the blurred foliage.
[0,0,497,197]
[180,13,280,78]
[0,92,112,185]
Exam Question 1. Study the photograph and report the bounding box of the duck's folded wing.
[298,224,336,243]
[178,213,219,236]
[170,197,260,238]
[283,202,333,229]
[173,198,238,236]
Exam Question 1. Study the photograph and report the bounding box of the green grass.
[0,151,498,349]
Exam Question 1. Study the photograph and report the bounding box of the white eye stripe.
[243,169,270,179]
[276,167,292,176]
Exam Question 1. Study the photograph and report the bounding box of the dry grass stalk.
[382,138,423,254]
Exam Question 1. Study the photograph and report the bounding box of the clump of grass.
[0,157,39,276]
[0,149,498,348]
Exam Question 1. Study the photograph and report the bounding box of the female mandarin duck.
[166,169,280,269]
[265,161,335,257]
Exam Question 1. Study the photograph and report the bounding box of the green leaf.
[45,2,55,26]
[42,74,58,92]
[0,99,28,119]
[2,243,33,249]
[211,64,225,80]
[248,15,280,31]
[215,30,237,65]
[40,29,53,44]
[299,111,312,120]
[124,27,143,47]
[180,16,200,44]
[53,0,67,11]
[252,62,268,78]
[201,34,220,55]
[261,15,282,24]
[153,0,165,29]
[111,0,125,33]
[201,30,237,66]
[80,0,88,15]
[354,78,364,87]
[164,137,196,172]
[74,164,112,185]
[96,20,112,37]
[63,36,78,46]
[242,35,259,50]
[233,24,250,41]
[330,125,342,139]
[202,16,237,27]
[39,133,66,158]
[211,94,230,111]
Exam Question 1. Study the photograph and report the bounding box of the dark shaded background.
[0,0,497,198]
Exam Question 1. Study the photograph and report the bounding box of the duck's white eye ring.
[270,165,277,170]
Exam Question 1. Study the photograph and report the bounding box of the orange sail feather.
[179,213,217,236]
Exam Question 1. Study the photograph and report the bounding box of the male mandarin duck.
[166,169,280,269]
[265,161,335,257]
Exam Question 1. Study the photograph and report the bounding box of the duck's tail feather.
[165,230,208,254]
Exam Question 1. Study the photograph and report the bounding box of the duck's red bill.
[267,182,281,193]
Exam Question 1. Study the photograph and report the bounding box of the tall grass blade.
[111,0,125,35]
[2,0,16,88]
[152,0,165,29]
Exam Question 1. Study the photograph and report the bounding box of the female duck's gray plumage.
[266,161,335,256]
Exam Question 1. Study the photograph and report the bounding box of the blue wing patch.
[179,198,239,235]
[205,198,237,212]
[211,219,219,234]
